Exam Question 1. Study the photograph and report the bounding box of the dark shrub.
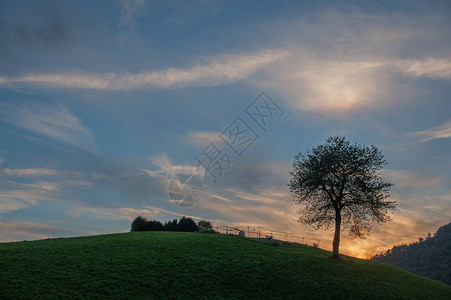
[177,216,198,232]
[131,216,148,232]
[164,219,178,231]
[197,220,214,233]
[143,220,165,231]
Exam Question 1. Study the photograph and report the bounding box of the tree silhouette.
[197,220,214,232]
[177,216,198,232]
[288,136,395,258]
[164,219,178,231]
[131,216,148,232]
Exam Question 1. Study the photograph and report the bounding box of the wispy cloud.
[0,103,97,152]
[0,188,58,213]
[225,187,290,206]
[409,120,451,142]
[398,58,451,80]
[148,153,199,177]
[117,0,146,45]
[382,169,443,189]
[0,50,286,90]
[3,181,59,192]
[0,168,81,177]
[118,0,146,30]
[0,197,35,213]
[185,130,221,147]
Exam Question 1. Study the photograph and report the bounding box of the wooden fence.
[214,225,320,247]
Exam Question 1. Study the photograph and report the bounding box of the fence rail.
[214,225,320,247]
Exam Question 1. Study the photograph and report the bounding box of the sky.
[0,0,450,259]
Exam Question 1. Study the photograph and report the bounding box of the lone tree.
[288,136,396,258]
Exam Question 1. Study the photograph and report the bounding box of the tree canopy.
[288,136,396,258]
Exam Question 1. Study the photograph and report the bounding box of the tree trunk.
[332,210,341,259]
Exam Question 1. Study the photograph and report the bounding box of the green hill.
[1,232,450,299]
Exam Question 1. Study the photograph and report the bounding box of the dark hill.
[372,223,451,285]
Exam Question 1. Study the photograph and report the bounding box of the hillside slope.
[1,232,450,299]
[372,223,451,285]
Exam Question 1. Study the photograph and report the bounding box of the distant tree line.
[131,216,215,233]
[371,223,451,285]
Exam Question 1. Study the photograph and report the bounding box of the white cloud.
[0,188,59,213]
[0,168,81,177]
[185,130,221,147]
[0,198,34,213]
[0,50,286,90]
[0,189,57,203]
[148,153,200,177]
[409,120,451,142]
[209,193,234,203]
[225,187,290,206]
[398,58,451,80]
[0,103,97,152]
[7,182,59,192]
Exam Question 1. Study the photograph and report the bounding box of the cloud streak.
[185,130,221,147]
[0,188,58,213]
[398,58,451,80]
[409,120,451,142]
[0,50,286,90]
[147,153,200,178]
[0,103,97,152]
[0,168,81,177]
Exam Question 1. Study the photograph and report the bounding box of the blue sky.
[0,0,450,258]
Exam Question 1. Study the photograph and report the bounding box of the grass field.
[1,232,450,299]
